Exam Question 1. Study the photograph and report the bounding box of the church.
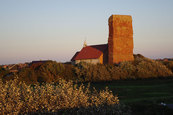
[71,15,134,64]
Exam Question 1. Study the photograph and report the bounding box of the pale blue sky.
[0,0,173,64]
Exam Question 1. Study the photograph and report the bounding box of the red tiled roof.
[71,44,108,61]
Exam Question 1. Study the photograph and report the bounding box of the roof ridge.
[88,44,108,47]
[71,44,108,61]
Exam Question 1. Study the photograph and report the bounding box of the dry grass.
[0,78,119,114]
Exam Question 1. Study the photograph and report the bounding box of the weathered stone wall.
[108,15,134,64]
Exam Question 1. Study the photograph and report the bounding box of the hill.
[0,54,173,83]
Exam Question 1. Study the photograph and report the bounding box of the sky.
[0,0,173,64]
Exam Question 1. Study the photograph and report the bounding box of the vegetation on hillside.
[1,55,173,114]
[74,54,173,82]
[0,78,127,114]
[161,60,173,72]
[0,54,173,83]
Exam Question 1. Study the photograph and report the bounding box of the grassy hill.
[90,78,173,114]
[1,54,173,83]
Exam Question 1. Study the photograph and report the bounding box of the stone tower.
[108,15,134,64]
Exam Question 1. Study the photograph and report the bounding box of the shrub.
[14,61,76,83]
[0,78,119,114]
[18,68,37,84]
[106,65,124,80]
[35,61,76,83]
[75,62,111,82]
[119,61,136,79]
[0,66,10,79]
[1,54,172,83]
[162,61,173,72]
[74,56,173,82]
[35,61,65,82]
[134,55,173,78]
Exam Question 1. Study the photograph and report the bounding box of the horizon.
[1,0,173,65]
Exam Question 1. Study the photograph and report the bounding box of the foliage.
[0,66,10,79]
[13,61,76,83]
[133,55,173,78]
[75,62,111,82]
[0,54,173,83]
[74,55,173,81]
[18,68,37,84]
[0,78,120,114]
[161,60,173,72]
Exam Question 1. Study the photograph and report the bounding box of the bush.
[1,54,172,83]
[134,55,173,78]
[74,55,173,81]
[18,68,37,84]
[106,65,125,80]
[14,61,76,83]
[162,61,173,72]
[0,78,120,114]
[0,66,10,79]
[75,62,111,82]
[35,61,65,83]
[119,61,136,79]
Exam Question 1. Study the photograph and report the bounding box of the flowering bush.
[0,78,119,114]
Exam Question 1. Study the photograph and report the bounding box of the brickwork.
[108,15,134,64]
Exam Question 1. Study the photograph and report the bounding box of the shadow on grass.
[130,102,173,115]
[87,78,173,115]
[25,104,131,115]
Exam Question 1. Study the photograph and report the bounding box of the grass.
[89,77,173,114]
[90,78,173,104]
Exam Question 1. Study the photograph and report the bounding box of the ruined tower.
[108,15,134,64]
